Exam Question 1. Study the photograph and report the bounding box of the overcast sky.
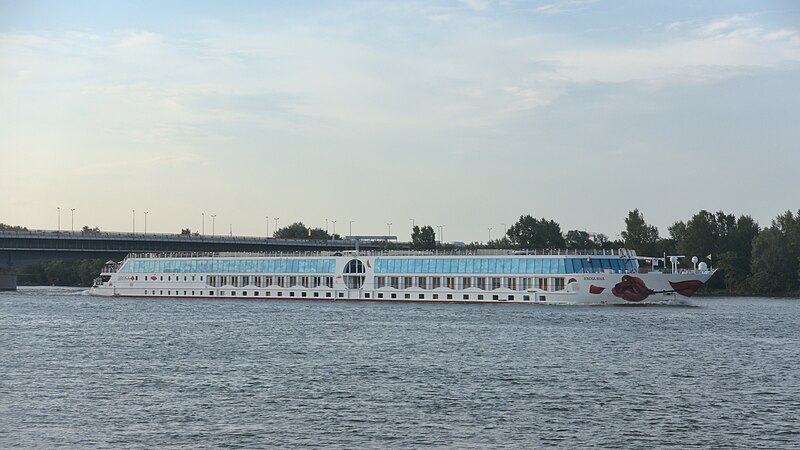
[2,0,798,242]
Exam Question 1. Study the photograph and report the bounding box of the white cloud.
[115,30,163,49]
[533,0,599,16]
[460,0,490,11]
[698,15,749,36]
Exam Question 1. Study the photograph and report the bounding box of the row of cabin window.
[374,276,565,291]
[373,258,634,274]
[207,275,335,288]
[144,290,336,299]
[144,290,542,302]
[120,258,336,274]
[129,275,204,281]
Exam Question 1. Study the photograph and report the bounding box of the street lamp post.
[332,220,337,237]
[488,227,493,241]
[274,218,279,235]
[439,225,445,243]
[132,209,135,233]
[202,212,205,236]
[211,214,216,236]
[387,222,392,235]
[502,223,507,235]
[349,220,355,237]
[144,211,149,233]
[266,215,269,237]
[57,207,61,232]
[325,218,329,233]
[70,208,75,232]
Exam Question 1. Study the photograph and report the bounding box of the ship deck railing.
[120,248,639,261]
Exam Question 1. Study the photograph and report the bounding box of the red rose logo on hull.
[611,275,655,302]
[668,280,704,297]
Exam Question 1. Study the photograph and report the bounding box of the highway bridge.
[0,230,388,290]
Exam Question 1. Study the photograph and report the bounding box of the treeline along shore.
[4,207,800,296]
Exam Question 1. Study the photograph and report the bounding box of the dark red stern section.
[611,275,655,302]
[669,280,704,297]
[589,285,605,294]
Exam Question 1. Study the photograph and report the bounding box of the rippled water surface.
[2,287,799,448]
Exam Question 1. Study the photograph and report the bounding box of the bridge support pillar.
[0,268,16,291]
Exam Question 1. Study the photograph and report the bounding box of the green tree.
[273,222,332,239]
[670,210,760,290]
[17,258,108,287]
[621,209,659,255]
[411,225,436,250]
[749,227,796,293]
[565,230,594,249]
[506,215,565,249]
[715,215,760,292]
[487,237,513,249]
[0,223,28,231]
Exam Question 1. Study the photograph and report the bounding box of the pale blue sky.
[2,0,799,242]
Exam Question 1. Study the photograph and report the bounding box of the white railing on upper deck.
[121,248,638,261]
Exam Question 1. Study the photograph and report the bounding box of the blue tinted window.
[421,259,429,273]
[591,259,602,271]
[601,259,611,270]
[503,259,512,274]
[511,259,519,274]
[557,259,566,273]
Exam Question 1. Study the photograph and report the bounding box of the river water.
[1,287,799,449]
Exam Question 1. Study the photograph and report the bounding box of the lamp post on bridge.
[332,220,337,237]
[266,215,269,237]
[488,227,493,241]
[132,209,135,233]
[143,211,149,234]
[57,207,60,232]
[202,212,205,236]
[211,214,216,236]
[274,218,279,236]
[70,208,75,232]
[387,222,392,236]
[349,220,355,237]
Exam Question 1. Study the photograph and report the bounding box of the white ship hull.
[89,250,715,306]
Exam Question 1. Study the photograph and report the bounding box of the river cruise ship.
[89,249,715,305]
